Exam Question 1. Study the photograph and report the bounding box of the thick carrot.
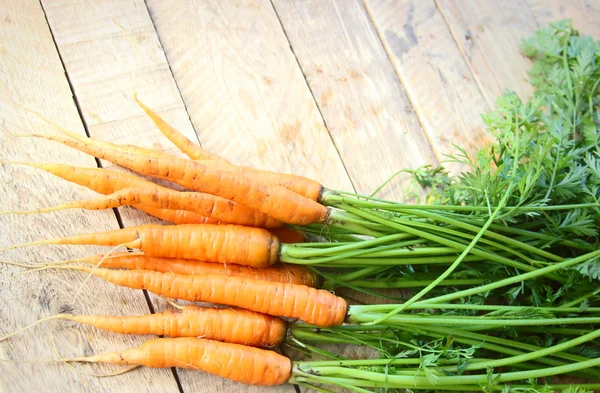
[10,224,280,268]
[33,133,329,225]
[135,94,324,200]
[1,306,286,347]
[134,205,220,225]
[5,162,282,228]
[71,337,292,385]
[76,252,321,287]
[60,266,347,327]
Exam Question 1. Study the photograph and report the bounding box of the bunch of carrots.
[2,21,600,393]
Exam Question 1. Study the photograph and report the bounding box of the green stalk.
[321,190,600,213]
[416,326,595,364]
[291,357,600,388]
[395,208,563,262]
[407,248,600,306]
[348,312,600,328]
[305,254,484,267]
[343,278,486,289]
[336,203,561,279]
[351,302,600,313]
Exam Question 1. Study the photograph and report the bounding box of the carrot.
[0,306,286,347]
[7,186,282,228]
[4,161,149,195]
[4,162,282,228]
[66,337,292,385]
[135,94,324,200]
[134,205,220,225]
[133,93,224,162]
[70,252,321,287]
[269,227,307,244]
[31,133,328,224]
[44,266,346,327]
[5,224,280,268]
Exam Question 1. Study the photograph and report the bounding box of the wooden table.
[0,1,598,392]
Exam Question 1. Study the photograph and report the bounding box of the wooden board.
[363,0,491,176]
[527,0,600,38]
[144,0,353,194]
[0,1,178,392]
[272,0,437,199]
[436,0,538,105]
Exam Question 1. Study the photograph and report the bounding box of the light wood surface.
[527,0,600,38]
[0,0,597,392]
[272,0,436,199]
[145,0,353,193]
[363,0,491,176]
[435,0,538,105]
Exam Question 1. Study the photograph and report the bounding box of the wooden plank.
[272,0,437,199]
[145,0,353,194]
[363,0,491,175]
[435,0,538,105]
[0,1,179,392]
[527,0,600,38]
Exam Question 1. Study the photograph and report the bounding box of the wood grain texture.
[363,0,491,175]
[145,0,353,194]
[0,1,178,392]
[527,0,600,38]
[436,0,538,105]
[272,0,437,200]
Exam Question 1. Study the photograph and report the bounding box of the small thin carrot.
[30,132,328,225]
[69,252,320,287]
[37,266,346,327]
[135,94,324,201]
[3,161,149,195]
[0,306,286,347]
[133,93,224,162]
[3,224,280,268]
[3,185,282,228]
[23,107,176,161]
[63,337,292,385]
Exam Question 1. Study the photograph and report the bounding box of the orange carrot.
[33,133,329,225]
[76,252,321,287]
[55,266,346,327]
[6,161,148,195]
[9,224,280,268]
[5,162,282,228]
[13,186,282,228]
[269,227,307,244]
[134,205,220,225]
[1,306,286,347]
[69,337,292,385]
[133,93,224,162]
[135,94,324,200]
